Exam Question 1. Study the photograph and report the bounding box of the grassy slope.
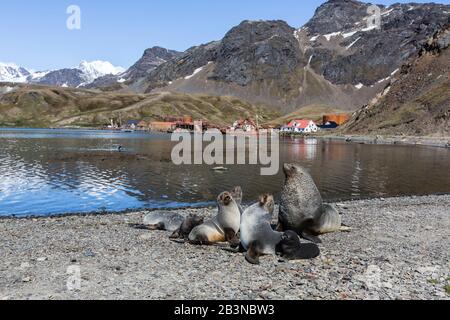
[0,84,281,128]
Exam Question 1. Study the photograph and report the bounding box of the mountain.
[341,24,450,136]
[86,46,182,89]
[29,61,125,87]
[0,83,280,128]
[96,0,449,114]
[0,63,31,83]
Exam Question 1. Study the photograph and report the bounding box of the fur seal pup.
[131,211,203,239]
[276,231,320,261]
[240,195,320,265]
[169,215,204,240]
[279,163,350,243]
[188,191,241,245]
[240,195,283,264]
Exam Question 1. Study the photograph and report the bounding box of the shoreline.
[319,134,450,149]
[1,194,449,300]
[2,192,450,220]
[2,127,450,149]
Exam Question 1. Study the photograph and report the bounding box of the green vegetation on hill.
[0,84,280,128]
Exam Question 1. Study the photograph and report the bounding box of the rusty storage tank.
[323,114,351,126]
[183,115,193,124]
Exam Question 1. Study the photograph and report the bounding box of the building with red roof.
[281,119,319,133]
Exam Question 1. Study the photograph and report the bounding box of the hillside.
[342,25,450,136]
[0,84,280,128]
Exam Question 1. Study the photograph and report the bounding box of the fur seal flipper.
[245,241,264,265]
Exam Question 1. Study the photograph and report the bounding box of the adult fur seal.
[279,163,350,243]
[240,195,320,265]
[188,191,241,245]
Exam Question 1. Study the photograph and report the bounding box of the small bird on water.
[118,145,124,152]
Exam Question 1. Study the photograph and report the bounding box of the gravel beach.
[0,195,449,300]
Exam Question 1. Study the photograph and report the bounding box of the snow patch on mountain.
[184,62,211,80]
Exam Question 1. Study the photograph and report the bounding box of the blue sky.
[1,0,448,70]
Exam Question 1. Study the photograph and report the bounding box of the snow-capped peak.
[0,62,31,83]
[1,60,125,87]
[77,61,125,83]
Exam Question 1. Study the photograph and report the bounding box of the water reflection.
[0,129,450,217]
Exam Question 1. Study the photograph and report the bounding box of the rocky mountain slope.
[342,24,450,136]
[0,83,279,128]
[87,47,182,90]
[101,0,449,114]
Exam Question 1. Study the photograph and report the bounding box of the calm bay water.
[1,128,450,217]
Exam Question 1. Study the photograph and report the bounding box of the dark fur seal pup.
[188,191,241,245]
[276,231,320,261]
[279,164,350,243]
[240,195,320,265]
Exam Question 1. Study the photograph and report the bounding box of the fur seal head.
[218,191,233,206]
[283,163,313,181]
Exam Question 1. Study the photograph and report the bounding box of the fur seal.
[240,195,320,265]
[131,211,203,240]
[279,163,350,243]
[240,195,280,259]
[141,211,185,232]
[188,191,241,245]
[170,215,205,240]
[276,231,321,261]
